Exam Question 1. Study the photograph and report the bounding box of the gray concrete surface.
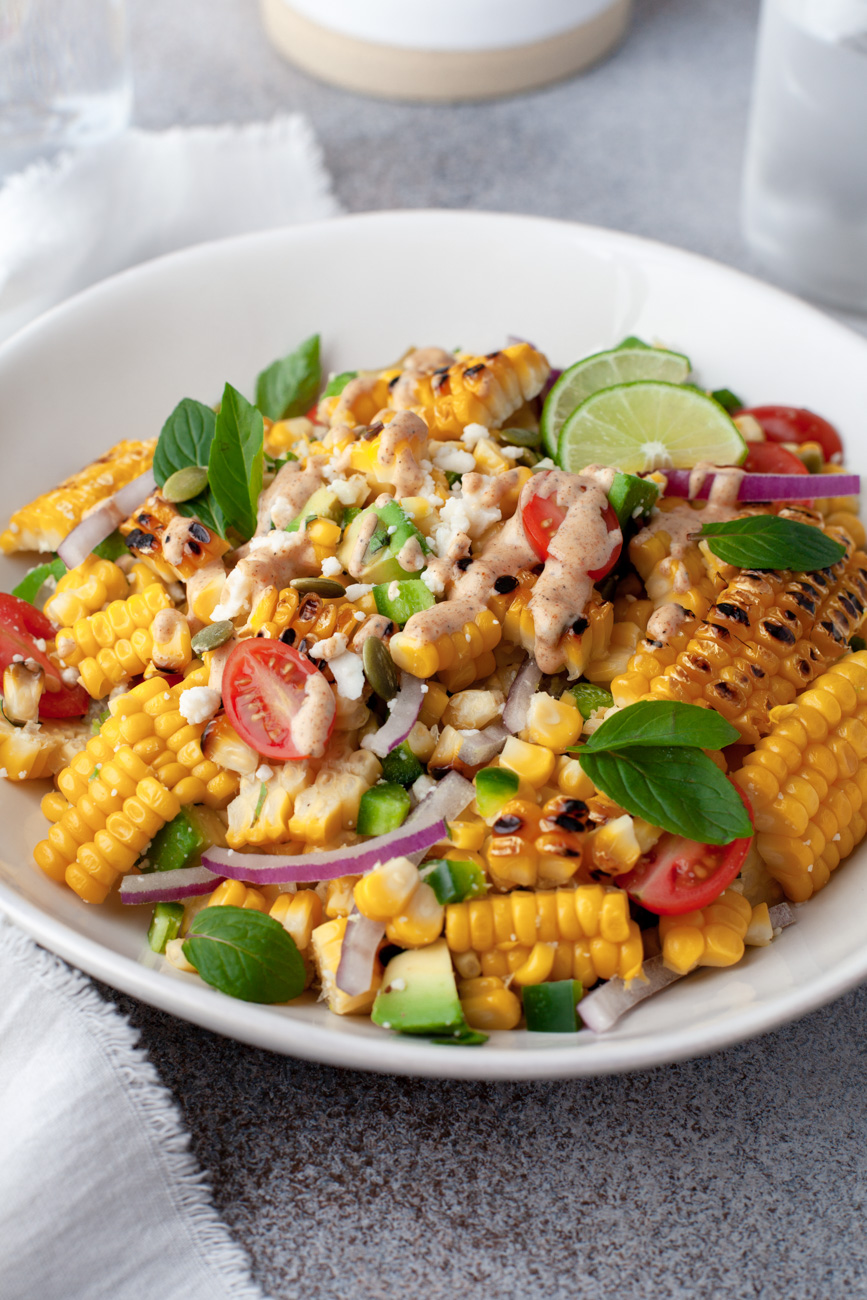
[96,2,867,1295]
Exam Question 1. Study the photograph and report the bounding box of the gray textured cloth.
[99,0,867,1294]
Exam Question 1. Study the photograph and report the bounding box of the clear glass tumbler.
[741,0,867,313]
[0,0,131,180]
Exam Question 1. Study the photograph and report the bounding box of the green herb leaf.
[323,370,357,398]
[12,557,66,604]
[93,529,130,561]
[264,450,298,471]
[581,700,740,753]
[254,782,268,820]
[182,905,306,1003]
[90,709,110,736]
[208,383,265,541]
[153,398,226,535]
[578,745,753,845]
[255,333,321,421]
[710,387,743,414]
[699,515,846,572]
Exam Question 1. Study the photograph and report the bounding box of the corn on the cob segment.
[659,888,754,974]
[459,975,522,1031]
[120,494,229,580]
[629,500,726,619]
[0,717,85,781]
[226,762,313,848]
[445,885,643,988]
[43,555,130,627]
[311,917,382,1015]
[490,569,614,679]
[483,792,590,889]
[1,439,156,554]
[733,652,867,901]
[354,857,445,948]
[405,344,550,440]
[389,608,501,680]
[56,584,172,698]
[256,587,367,646]
[638,525,867,743]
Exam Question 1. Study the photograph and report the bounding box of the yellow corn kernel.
[419,680,449,728]
[659,887,751,974]
[459,976,522,1031]
[385,882,445,948]
[149,608,193,673]
[270,889,323,952]
[311,917,381,1015]
[207,879,268,911]
[511,942,557,986]
[522,692,583,753]
[326,875,361,919]
[446,819,487,851]
[499,737,556,788]
[354,857,419,923]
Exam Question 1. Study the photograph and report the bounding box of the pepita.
[290,577,346,597]
[493,425,542,448]
[191,620,235,653]
[362,636,399,701]
[163,465,209,503]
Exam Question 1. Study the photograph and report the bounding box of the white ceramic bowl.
[1,211,867,1079]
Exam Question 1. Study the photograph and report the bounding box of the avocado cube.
[371,939,465,1035]
[337,499,430,585]
[607,471,659,530]
[285,485,344,532]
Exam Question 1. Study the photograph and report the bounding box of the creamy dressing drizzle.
[390,348,455,410]
[376,410,429,498]
[396,534,425,572]
[639,499,741,562]
[211,531,319,622]
[291,669,336,758]
[256,459,324,534]
[646,602,691,645]
[686,462,746,506]
[331,374,382,427]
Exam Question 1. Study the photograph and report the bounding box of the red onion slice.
[404,769,474,827]
[335,909,386,996]
[57,468,157,569]
[660,469,859,503]
[120,865,223,905]
[362,672,424,758]
[456,722,510,768]
[502,658,542,734]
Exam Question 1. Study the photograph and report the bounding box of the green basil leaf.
[578,746,753,845]
[208,383,265,541]
[710,387,743,414]
[323,370,357,398]
[182,905,306,1003]
[582,700,740,753]
[93,529,130,561]
[255,333,321,420]
[12,556,66,604]
[699,515,846,572]
[153,398,216,483]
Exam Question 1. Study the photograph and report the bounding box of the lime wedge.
[557,381,748,475]
[540,345,690,459]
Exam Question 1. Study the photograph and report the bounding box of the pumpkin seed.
[362,636,399,701]
[290,577,346,597]
[493,425,542,448]
[163,465,209,503]
[191,620,235,654]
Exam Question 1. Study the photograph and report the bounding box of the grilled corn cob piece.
[491,569,614,679]
[311,917,382,1015]
[405,344,550,440]
[1,439,156,554]
[120,495,229,580]
[583,598,654,686]
[257,588,367,647]
[459,975,522,1031]
[56,584,172,698]
[611,613,696,708]
[389,608,502,680]
[629,500,726,619]
[484,792,591,889]
[642,523,867,743]
[445,885,643,988]
[733,651,867,901]
[206,880,269,912]
[659,888,754,974]
[226,762,313,848]
[43,555,130,627]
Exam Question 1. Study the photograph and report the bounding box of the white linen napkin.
[0,114,341,344]
[0,114,341,1298]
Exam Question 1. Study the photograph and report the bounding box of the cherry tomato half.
[522,493,622,580]
[743,440,808,477]
[618,789,754,915]
[222,638,335,760]
[737,405,843,462]
[0,593,89,717]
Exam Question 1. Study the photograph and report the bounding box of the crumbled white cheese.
[354,611,365,621]
[345,583,373,602]
[389,978,407,992]
[411,773,436,802]
[533,457,557,470]
[34,638,46,652]
[61,667,80,687]
[497,446,524,460]
[421,568,445,595]
[256,764,274,781]
[178,686,221,725]
[433,491,500,558]
[328,650,365,700]
[461,423,489,448]
[320,556,343,577]
[325,472,368,505]
[387,581,401,602]
[433,443,475,474]
[308,632,349,662]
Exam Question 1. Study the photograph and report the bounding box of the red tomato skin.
[222,639,333,760]
[0,594,55,642]
[743,441,808,476]
[587,501,623,581]
[522,494,622,578]
[618,790,754,916]
[0,593,90,714]
[38,683,90,719]
[738,405,843,461]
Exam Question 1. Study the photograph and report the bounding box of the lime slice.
[557,381,748,475]
[540,345,690,459]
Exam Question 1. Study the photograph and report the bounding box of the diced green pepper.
[430,1027,489,1046]
[474,766,519,818]
[522,979,584,1032]
[567,682,613,720]
[147,901,185,954]
[146,807,225,872]
[607,471,659,530]
[356,782,411,836]
[380,741,424,787]
[710,387,744,415]
[373,578,435,627]
[421,858,487,905]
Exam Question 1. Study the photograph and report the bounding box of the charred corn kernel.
[405,343,550,439]
[43,555,130,626]
[270,889,323,952]
[586,815,643,876]
[486,798,543,888]
[390,608,502,681]
[499,737,556,788]
[459,976,522,1031]
[385,882,445,948]
[533,792,589,886]
[611,615,697,709]
[522,692,583,752]
[493,569,614,678]
[207,880,268,912]
[260,589,368,650]
[354,856,419,922]
[659,888,752,974]
[2,439,156,554]
[149,608,193,673]
[445,885,642,988]
[643,517,867,743]
[734,650,867,901]
[120,496,230,579]
[311,917,381,1015]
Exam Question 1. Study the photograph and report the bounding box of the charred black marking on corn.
[763,621,797,645]
[645,638,664,650]
[792,590,817,613]
[279,628,296,645]
[189,522,210,544]
[750,665,765,678]
[126,528,158,552]
[456,556,473,571]
[187,541,202,557]
[716,602,750,625]
[840,595,860,619]
[571,617,589,635]
[820,619,844,643]
[463,363,486,380]
[494,575,518,594]
[493,815,523,834]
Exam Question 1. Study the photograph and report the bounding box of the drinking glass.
[0,0,131,180]
[741,0,867,313]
